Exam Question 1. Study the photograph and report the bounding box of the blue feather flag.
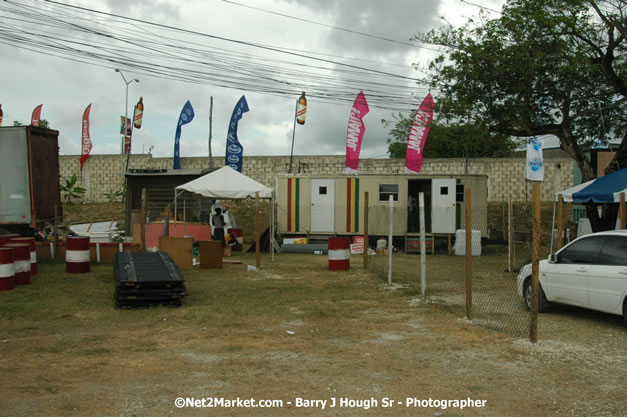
[173,100,195,169]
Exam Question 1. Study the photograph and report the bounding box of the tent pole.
[256,192,260,269]
[550,194,557,255]
[556,194,564,250]
[174,190,178,237]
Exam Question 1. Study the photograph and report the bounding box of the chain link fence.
[133,186,570,340]
[364,195,563,339]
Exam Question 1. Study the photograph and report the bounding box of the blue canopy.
[559,168,627,203]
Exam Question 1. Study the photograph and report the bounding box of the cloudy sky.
[0,0,504,161]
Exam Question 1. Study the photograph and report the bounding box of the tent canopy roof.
[175,166,273,199]
[557,168,627,203]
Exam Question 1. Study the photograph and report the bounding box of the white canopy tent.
[172,167,274,265]
[175,166,273,200]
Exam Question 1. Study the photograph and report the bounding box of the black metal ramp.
[113,251,187,309]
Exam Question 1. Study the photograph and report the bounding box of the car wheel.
[523,278,548,313]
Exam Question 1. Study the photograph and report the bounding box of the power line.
[29,0,422,82]
[457,0,502,14]
[0,0,431,111]
[222,0,443,52]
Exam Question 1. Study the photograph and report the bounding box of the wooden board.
[158,236,193,269]
[199,241,223,269]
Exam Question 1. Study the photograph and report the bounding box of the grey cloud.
[283,0,441,55]
[102,0,183,22]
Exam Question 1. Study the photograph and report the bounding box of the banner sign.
[120,116,131,135]
[133,96,144,129]
[31,104,43,127]
[296,91,307,125]
[124,136,131,154]
[173,100,195,169]
[405,93,434,174]
[225,95,249,172]
[79,104,92,170]
[345,90,369,174]
[526,137,544,181]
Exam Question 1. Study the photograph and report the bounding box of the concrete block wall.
[60,154,574,203]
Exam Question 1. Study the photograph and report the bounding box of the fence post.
[140,188,147,252]
[363,192,369,269]
[557,194,564,250]
[530,182,541,343]
[419,192,426,299]
[508,195,513,272]
[388,194,393,286]
[256,191,260,269]
[465,188,472,320]
[53,204,59,261]
[272,177,276,262]
[620,192,626,230]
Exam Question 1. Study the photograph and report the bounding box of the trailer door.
[0,128,31,224]
[311,179,335,232]
[431,179,456,233]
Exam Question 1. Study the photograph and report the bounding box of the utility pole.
[114,69,139,155]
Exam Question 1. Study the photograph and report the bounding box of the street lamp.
[115,69,139,154]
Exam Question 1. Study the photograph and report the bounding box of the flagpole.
[288,98,298,174]
[208,96,214,170]
[125,106,136,173]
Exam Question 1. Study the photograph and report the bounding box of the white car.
[517,230,627,324]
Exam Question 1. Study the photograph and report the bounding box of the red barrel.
[0,247,16,291]
[2,243,31,285]
[328,237,350,271]
[0,234,20,246]
[66,236,91,273]
[10,237,37,275]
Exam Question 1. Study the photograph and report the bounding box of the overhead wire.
[221,0,443,52]
[0,0,430,111]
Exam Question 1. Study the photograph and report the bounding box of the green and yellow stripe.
[287,178,300,232]
[346,178,359,233]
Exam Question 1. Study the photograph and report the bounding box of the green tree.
[384,115,517,158]
[12,119,50,128]
[61,174,86,205]
[415,0,626,231]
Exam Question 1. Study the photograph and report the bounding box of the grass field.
[1,256,625,417]
[5,202,619,416]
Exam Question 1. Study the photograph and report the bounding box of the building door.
[407,179,431,233]
[431,179,456,233]
[311,179,335,232]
